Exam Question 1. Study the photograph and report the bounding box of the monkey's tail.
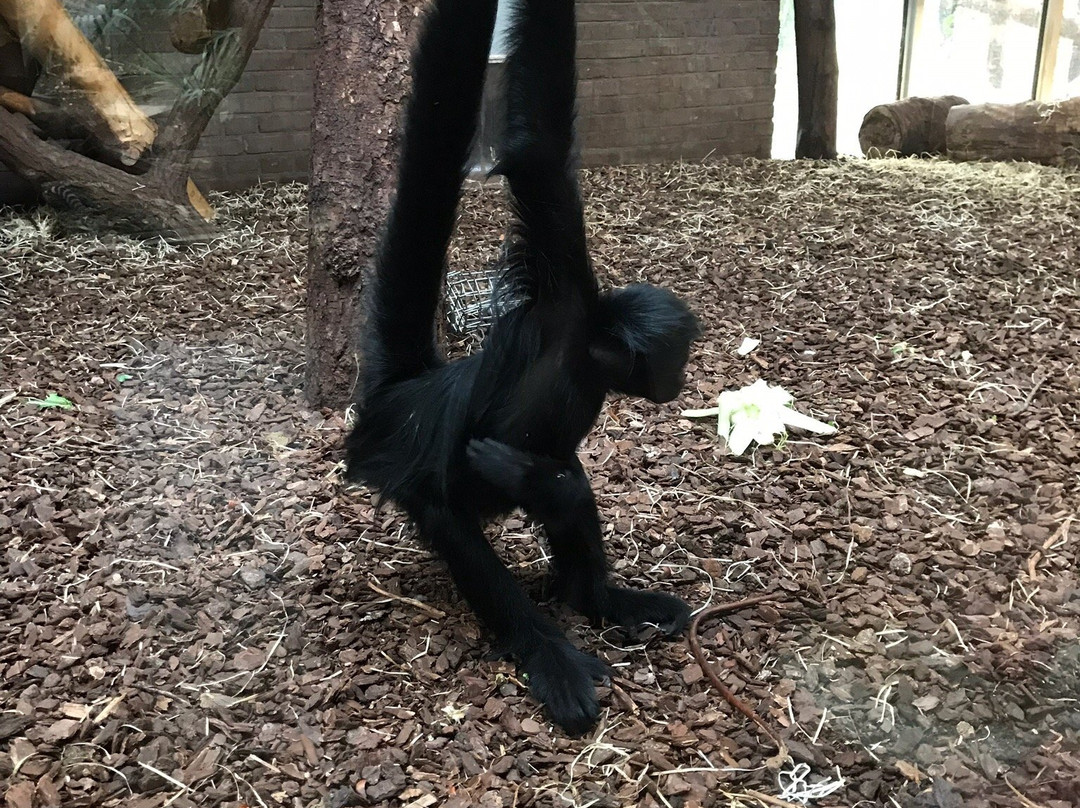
[496,0,596,307]
[364,0,498,391]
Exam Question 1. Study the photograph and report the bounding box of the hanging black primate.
[346,0,699,734]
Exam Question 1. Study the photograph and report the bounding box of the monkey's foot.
[521,640,610,736]
[550,576,691,636]
[597,586,691,636]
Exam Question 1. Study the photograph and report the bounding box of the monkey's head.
[591,284,700,403]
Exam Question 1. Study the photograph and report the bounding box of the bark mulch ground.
[1,159,1078,808]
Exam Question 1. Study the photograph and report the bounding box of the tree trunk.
[0,26,40,203]
[946,98,1080,166]
[148,0,275,193]
[793,0,838,159]
[859,95,969,157]
[305,0,418,409]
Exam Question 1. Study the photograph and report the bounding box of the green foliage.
[27,393,75,410]
[62,0,215,105]
[179,29,242,106]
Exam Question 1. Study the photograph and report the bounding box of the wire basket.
[445,250,527,337]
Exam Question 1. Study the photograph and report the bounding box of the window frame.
[896,0,1071,101]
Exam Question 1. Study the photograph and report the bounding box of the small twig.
[93,693,126,724]
[1011,373,1046,416]
[368,579,447,619]
[1004,775,1050,808]
[610,680,639,715]
[740,789,810,808]
[687,595,788,763]
[235,591,291,695]
[943,618,971,653]
[137,761,187,790]
[1026,516,1073,580]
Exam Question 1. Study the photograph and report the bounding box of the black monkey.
[346,0,699,734]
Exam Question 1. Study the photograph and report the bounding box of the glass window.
[907,0,1044,102]
[772,0,905,158]
[836,0,905,156]
[772,0,797,158]
[1049,0,1080,99]
[491,0,514,58]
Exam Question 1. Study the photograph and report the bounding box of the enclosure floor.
[2,159,1078,808]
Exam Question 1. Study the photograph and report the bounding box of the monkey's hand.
[466,438,572,505]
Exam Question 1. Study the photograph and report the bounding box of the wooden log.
[1,82,214,216]
[946,98,1080,166]
[0,106,214,240]
[1,83,106,143]
[793,0,838,159]
[0,0,156,164]
[859,96,969,157]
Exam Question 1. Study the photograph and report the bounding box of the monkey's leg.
[416,502,608,735]
[466,439,690,635]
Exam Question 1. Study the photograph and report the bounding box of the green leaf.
[27,393,74,410]
[117,374,133,383]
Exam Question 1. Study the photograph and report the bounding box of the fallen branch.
[1,82,118,155]
[687,594,789,766]
[947,98,1080,166]
[368,579,447,620]
[1026,516,1073,581]
[0,105,215,240]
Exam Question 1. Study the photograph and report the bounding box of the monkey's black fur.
[345,0,699,734]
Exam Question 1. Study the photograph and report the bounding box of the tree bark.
[859,95,968,157]
[793,0,838,159]
[946,98,1080,166]
[0,28,40,203]
[1,83,112,148]
[305,0,418,409]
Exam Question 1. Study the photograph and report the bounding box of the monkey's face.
[592,284,700,403]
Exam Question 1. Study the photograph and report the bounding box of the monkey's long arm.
[364,0,498,389]
[496,0,594,304]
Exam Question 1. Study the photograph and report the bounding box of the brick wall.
[193,0,779,188]
[1,0,779,199]
[577,0,779,164]
[190,0,316,190]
